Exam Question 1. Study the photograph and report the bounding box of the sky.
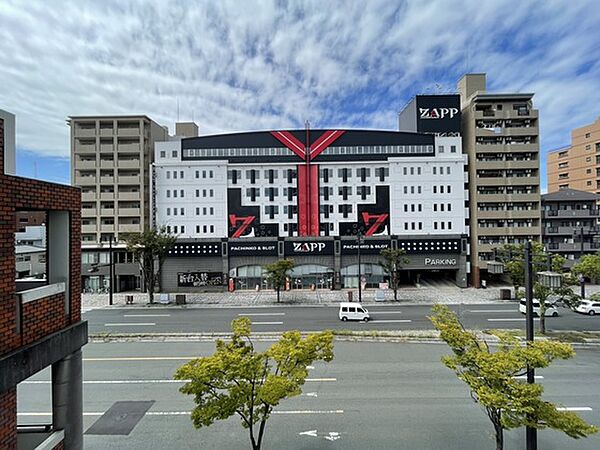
[1,0,600,189]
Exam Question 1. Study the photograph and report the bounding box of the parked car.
[575,300,600,316]
[519,299,559,317]
[339,302,370,322]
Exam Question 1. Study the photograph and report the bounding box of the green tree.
[379,248,409,301]
[572,251,600,283]
[429,305,597,450]
[122,226,177,304]
[497,243,564,295]
[264,259,295,303]
[174,317,334,450]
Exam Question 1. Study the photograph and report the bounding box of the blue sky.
[1,0,600,189]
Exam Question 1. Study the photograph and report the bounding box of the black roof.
[542,188,599,202]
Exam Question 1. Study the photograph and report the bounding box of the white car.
[519,299,559,317]
[339,302,370,322]
[575,300,600,316]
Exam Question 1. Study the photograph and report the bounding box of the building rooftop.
[542,188,599,202]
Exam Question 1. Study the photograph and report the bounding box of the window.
[174,190,178,198]
[210,207,214,215]
[166,172,170,179]
[210,225,214,233]
[174,208,178,216]
[433,186,437,194]
[203,225,207,233]
[166,208,170,215]
[210,189,214,197]
[438,145,444,153]
[447,221,452,230]
[447,185,451,193]
[203,170,206,178]
[418,186,422,194]
[196,207,200,215]
[196,225,200,233]
[433,167,437,175]
[181,226,185,234]
[450,145,457,153]
[433,204,437,212]
[209,170,214,178]
[203,189,206,197]
[160,151,166,158]
[180,189,184,197]
[180,171,184,179]
[172,150,177,157]
[434,222,438,230]
[196,189,200,197]
[195,170,200,179]
[585,132,591,138]
[166,190,170,198]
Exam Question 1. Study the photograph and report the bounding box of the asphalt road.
[84,303,600,334]
[17,341,600,450]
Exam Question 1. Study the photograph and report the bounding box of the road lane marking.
[24,378,336,384]
[18,410,344,417]
[104,323,156,327]
[238,313,285,316]
[556,407,593,412]
[83,357,196,361]
[123,314,171,317]
[362,319,412,324]
[369,311,403,314]
[251,321,283,325]
[487,318,539,322]
[469,310,517,313]
[513,375,544,380]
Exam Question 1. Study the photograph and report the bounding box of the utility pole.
[109,236,114,306]
[579,226,586,299]
[524,240,537,450]
[357,230,362,303]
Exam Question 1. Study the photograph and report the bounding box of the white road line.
[362,319,412,324]
[18,410,344,417]
[487,318,539,322]
[83,356,196,361]
[370,311,403,314]
[123,314,171,317]
[238,313,285,316]
[469,310,516,313]
[24,378,336,384]
[556,407,593,412]
[513,375,544,380]
[251,321,283,325]
[104,323,156,327]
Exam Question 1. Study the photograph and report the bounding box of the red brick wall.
[0,389,16,450]
[22,293,67,346]
[52,441,65,450]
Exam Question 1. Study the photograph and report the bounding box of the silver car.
[575,300,600,316]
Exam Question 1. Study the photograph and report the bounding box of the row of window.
[165,169,215,180]
[165,189,215,198]
[401,221,454,231]
[165,224,216,234]
[183,144,434,159]
[401,185,453,194]
[165,207,216,217]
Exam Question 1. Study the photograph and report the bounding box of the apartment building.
[547,117,600,193]
[542,188,600,265]
[458,73,542,286]
[69,115,167,243]
[1,110,87,449]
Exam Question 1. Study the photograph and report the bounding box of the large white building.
[151,95,470,291]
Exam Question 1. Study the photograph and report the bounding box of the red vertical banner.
[309,164,320,235]
[297,164,309,236]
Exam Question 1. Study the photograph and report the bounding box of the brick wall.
[52,441,65,450]
[0,389,16,450]
[22,293,67,346]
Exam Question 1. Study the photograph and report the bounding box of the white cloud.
[0,0,599,189]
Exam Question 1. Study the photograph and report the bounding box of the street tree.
[379,248,409,301]
[122,226,177,304]
[572,251,600,283]
[429,304,598,450]
[264,259,295,303]
[174,317,334,450]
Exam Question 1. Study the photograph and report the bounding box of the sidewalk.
[82,283,517,311]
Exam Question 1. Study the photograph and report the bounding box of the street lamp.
[357,230,363,303]
[87,236,114,305]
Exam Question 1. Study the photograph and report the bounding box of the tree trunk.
[495,425,503,450]
[147,278,154,304]
[393,288,398,301]
[539,312,546,334]
[276,287,280,303]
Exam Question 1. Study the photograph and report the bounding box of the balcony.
[74,176,96,186]
[475,193,540,203]
[543,225,600,235]
[118,207,141,216]
[504,126,539,137]
[100,127,114,137]
[475,143,538,153]
[546,242,600,252]
[542,209,598,219]
[82,224,97,233]
[75,160,96,170]
[82,208,97,217]
[477,226,541,236]
[117,127,140,137]
[476,160,538,170]
[477,209,540,220]
[81,191,96,201]
[119,192,140,201]
[100,159,114,169]
[118,175,140,185]
[476,176,540,187]
[75,144,96,154]
[100,143,114,153]
[119,223,141,233]
[100,192,114,200]
[99,176,114,184]
[100,208,115,216]
[100,224,115,232]
[118,143,141,153]
[74,127,96,138]
[118,159,140,169]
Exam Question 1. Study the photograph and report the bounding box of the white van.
[339,303,370,322]
[519,299,559,317]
